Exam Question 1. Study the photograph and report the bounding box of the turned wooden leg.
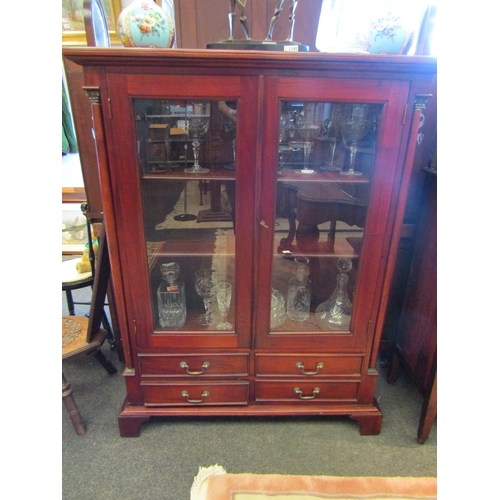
[62,373,86,435]
[118,415,150,437]
[278,213,296,253]
[93,349,118,375]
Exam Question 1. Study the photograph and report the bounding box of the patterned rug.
[190,465,437,500]
[155,181,234,231]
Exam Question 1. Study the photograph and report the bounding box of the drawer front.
[255,354,362,377]
[255,380,359,403]
[139,353,249,377]
[142,381,249,406]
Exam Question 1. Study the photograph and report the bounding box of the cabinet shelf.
[278,170,370,183]
[141,114,210,120]
[143,169,236,182]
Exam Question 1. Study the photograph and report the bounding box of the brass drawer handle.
[181,390,210,403]
[295,362,324,375]
[294,387,320,400]
[180,361,210,375]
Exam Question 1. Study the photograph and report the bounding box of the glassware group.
[159,265,233,330]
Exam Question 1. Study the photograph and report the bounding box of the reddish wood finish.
[139,353,249,377]
[63,48,436,437]
[142,380,250,405]
[254,354,362,377]
[255,380,359,402]
[63,59,104,220]
[388,171,437,443]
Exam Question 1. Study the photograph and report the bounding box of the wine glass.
[341,104,373,176]
[185,111,210,174]
[215,281,232,330]
[321,103,343,171]
[194,268,214,325]
[222,113,236,170]
[295,103,323,173]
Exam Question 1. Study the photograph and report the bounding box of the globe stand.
[173,186,197,222]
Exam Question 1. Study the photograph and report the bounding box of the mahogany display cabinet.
[62,47,436,437]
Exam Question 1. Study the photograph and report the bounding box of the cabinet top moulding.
[62,48,437,76]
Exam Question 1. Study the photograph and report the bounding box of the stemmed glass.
[185,111,210,174]
[194,268,214,325]
[341,104,373,176]
[222,114,236,170]
[321,103,343,171]
[295,103,323,173]
[215,282,232,330]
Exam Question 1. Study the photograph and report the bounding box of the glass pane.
[133,99,237,332]
[272,101,382,332]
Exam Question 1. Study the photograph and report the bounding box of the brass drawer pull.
[294,387,320,400]
[180,361,210,375]
[181,390,210,403]
[295,362,324,375]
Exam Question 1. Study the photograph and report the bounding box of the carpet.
[154,180,234,231]
[190,465,437,500]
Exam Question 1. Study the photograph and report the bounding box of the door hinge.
[108,98,112,120]
[402,104,408,125]
[133,319,137,335]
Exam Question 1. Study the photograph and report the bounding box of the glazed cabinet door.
[103,73,259,349]
[255,76,410,350]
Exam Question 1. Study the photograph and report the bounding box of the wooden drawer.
[255,354,362,377]
[255,380,359,403]
[142,380,249,406]
[139,353,249,377]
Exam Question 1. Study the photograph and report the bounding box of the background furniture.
[62,227,117,435]
[63,48,436,437]
[62,206,114,343]
[62,0,124,359]
[388,163,437,444]
[62,204,97,315]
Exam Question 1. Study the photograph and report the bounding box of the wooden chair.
[62,224,117,435]
[62,204,114,345]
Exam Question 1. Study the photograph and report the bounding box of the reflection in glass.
[134,98,237,334]
[273,100,381,333]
